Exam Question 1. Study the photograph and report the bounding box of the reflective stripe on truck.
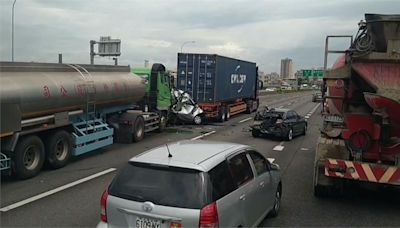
[325,159,400,185]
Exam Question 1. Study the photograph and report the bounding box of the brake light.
[199,202,219,228]
[100,190,108,223]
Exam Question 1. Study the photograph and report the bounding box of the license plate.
[136,217,161,228]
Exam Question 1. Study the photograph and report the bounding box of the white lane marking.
[190,131,216,140]
[278,105,284,109]
[305,103,321,119]
[300,148,309,151]
[273,141,285,151]
[0,168,116,212]
[239,117,252,123]
[273,145,284,151]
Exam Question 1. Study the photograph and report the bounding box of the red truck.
[314,14,400,196]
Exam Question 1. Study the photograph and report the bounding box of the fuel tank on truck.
[0,62,146,133]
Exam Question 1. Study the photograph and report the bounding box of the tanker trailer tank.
[0,61,163,179]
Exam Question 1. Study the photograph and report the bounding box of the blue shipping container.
[177,53,257,103]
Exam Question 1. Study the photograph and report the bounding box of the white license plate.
[136,217,161,228]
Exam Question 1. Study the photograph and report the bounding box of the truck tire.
[156,112,167,132]
[218,107,226,122]
[14,135,45,179]
[133,116,145,142]
[225,106,230,120]
[245,100,253,114]
[45,130,72,169]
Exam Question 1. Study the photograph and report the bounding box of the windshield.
[108,162,210,209]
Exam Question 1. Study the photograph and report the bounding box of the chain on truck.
[0,62,172,179]
[314,14,400,196]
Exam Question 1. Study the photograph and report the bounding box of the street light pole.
[11,0,17,61]
[180,41,195,53]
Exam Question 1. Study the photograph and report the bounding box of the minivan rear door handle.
[239,194,246,201]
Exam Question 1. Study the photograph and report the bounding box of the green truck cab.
[131,65,172,112]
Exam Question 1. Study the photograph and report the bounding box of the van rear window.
[108,162,210,209]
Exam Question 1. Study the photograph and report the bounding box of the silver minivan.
[97,140,282,228]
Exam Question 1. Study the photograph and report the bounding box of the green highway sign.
[303,69,324,78]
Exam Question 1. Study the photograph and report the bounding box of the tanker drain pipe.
[21,110,83,127]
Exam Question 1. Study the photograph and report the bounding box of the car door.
[288,111,301,135]
[208,160,243,227]
[247,151,275,225]
[284,111,296,133]
[227,152,258,227]
[294,111,305,134]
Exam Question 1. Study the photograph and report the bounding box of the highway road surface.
[1,91,399,227]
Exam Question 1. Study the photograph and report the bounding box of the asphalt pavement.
[1,91,399,227]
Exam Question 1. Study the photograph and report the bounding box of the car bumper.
[251,125,287,137]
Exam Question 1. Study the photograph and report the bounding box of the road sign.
[302,69,324,78]
[98,36,121,56]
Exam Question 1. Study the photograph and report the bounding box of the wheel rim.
[23,145,40,170]
[137,124,144,138]
[274,190,281,211]
[194,116,202,125]
[55,139,68,161]
[288,129,293,140]
[160,116,166,127]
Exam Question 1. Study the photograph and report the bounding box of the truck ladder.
[67,64,97,133]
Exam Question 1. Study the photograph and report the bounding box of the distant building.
[258,70,269,86]
[280,58,294,79]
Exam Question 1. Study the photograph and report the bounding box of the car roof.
[130,140,249,172]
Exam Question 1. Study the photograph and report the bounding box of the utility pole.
[11,0,17,61]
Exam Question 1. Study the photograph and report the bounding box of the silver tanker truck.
[0,62,170,179]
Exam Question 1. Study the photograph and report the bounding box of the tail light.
[199,202,219,228]
[100,190,108,223]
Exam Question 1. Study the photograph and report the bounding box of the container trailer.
[177,53,259,122]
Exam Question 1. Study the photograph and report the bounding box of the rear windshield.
[108,162,210,209]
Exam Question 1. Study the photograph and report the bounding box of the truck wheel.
[218,107,226,122]
[45,130,72,169]
[314,185,328,197]
[225,107,230,120]
[156,113,167,132]
[194,115,202,125]
[133,116,145,142]
[245,100,253,114]
[14,135,45,179]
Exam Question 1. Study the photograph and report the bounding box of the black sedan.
[251,107,307,141]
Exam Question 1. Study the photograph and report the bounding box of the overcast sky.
[0,0,399,73]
